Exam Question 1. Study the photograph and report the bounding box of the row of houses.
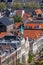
[0,32,43,65]
[0,8,43,65]
[0,35,29,65]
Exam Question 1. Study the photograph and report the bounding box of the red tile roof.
[18,30,43,39]
[14,22,21,28]
[28,17,33,21]
[23,30,43,39]
[22,13,31,20]
[35,9,42,14]
[0,32,7,38]
[24,23,43,29]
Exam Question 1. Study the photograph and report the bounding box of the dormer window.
[38,14,42,17]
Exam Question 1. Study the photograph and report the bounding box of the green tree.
[23,55,26,64]
[34,62,40,65]
[38,51,41,56]
[17,59,21,65]
[0,2,6,11]
[25,2,40,9]
[28,51,34,63]
[13,15,22,23]
[15,2,22,9]
[41,63,43,65]
[11,3,15,9]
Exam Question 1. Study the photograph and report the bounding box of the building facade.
[0,35,29,65]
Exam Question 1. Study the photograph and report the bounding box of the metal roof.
[0,16,13,26]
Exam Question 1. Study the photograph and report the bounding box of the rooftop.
[0,16,13,26]
[0,32,7,38]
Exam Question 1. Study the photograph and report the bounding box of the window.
[32,11,36,15]
[24,26,32,30]
[34,25,41,29]
[38,14,41,17]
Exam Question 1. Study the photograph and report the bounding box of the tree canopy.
[28,51,34,63]
[13,15,22,23]
[0,2,6,11]
[25,2,40,9]
[11,2,22,9]
[15,2,22,9]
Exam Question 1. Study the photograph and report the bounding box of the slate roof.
[24,19,30,23]
[0,16,13,26]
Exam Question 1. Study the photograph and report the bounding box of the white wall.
[22,10,25,17]
[7,24,13,32]
[33,42,38,54]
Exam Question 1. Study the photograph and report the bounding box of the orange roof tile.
[0,32,7,38]
[35,9,42,14]
[24,23,43,29]
[28,17,33,21]
[24,30,43,39]
[15,22,21,28]
[22,13,31,20]
[23,30,37,39]
[18,30,43,39]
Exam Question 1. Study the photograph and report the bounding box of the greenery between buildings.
[13,15,22,22]
[11,2,40,9]
[17,59,21,65]
[34,62,40,65]
[28,51,34,63]
[11,2,22,9]
[15,2,22,9]
[0,2,6,11]
[23,55,26,64]
[25,2,40,9]
[34,62,43,65]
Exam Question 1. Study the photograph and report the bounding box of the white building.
[33,37,43,54]
[20,37,29,63]
[14,10,25,17]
